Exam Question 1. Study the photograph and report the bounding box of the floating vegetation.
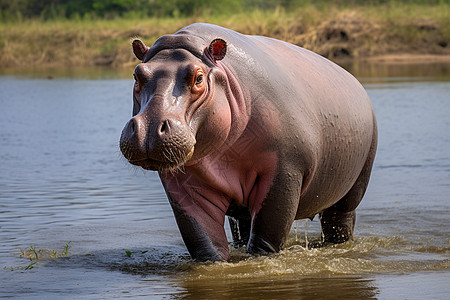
[4,241,71,271]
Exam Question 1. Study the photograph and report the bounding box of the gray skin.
[120,23,377,262]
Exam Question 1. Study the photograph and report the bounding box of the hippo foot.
[246,235,278,254]
[319,209,356,244]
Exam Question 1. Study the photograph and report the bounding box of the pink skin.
[162,147,278,260]
[163,101,280,219]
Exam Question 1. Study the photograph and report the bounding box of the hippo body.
[120,23,377,261]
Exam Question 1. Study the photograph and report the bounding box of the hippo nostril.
[159,120,170,136]
[130,119,136,134]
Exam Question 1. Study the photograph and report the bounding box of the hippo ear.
[132,39,150,61]
[208,38,227,62]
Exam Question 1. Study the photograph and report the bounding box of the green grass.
[0,2,449,69]
[4,242,72,271]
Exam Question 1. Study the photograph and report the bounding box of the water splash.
[182,234,450,280]
[304,219,309,250]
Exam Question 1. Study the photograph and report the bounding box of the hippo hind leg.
[227,206,251,248]
[320,124,377,244]
[319,208,356,243]
[319,167,368,244]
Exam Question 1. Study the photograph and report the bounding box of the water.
[0,64,449,299]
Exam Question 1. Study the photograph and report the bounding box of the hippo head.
[120,37,232,172]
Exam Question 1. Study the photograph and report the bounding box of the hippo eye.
[195,75,203,85]
[133,73,140,92]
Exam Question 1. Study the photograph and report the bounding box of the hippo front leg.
[247,172,302,254]
[167,193,229,261]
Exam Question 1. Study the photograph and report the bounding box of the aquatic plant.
[4,241,72,271]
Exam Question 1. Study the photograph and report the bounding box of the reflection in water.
[179,275,378,299]
[343,61,450,82]
[2,60,450,82]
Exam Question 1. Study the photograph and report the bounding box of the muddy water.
[1,63,449,299]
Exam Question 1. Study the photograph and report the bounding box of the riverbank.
[1,3,449,69]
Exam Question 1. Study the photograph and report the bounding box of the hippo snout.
[120,115,195,171]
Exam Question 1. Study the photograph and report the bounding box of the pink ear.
[209,38,227,61]
[132,39,150,61]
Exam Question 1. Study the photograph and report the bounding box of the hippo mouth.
[129,146,195,172]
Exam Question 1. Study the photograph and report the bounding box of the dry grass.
[1,3,449,69]
[0,18,186,68]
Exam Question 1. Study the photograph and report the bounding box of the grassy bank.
[1,2,450,69]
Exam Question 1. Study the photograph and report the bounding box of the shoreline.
[2,53,450,81]
[2,53,449,72]
[359,54,450,64]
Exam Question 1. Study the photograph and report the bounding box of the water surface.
[0,63,449,299]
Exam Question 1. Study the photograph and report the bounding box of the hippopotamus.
[120,23,377,262]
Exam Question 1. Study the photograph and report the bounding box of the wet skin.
[120,23,377,261]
